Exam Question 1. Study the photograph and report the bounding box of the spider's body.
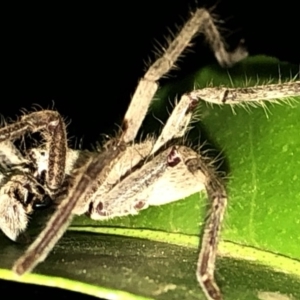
[0,141,48,241]
[0,7,299,300]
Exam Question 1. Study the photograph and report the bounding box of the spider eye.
[134,200,146,210]
[96,201,109,216]
[33,195,53,210]
[167,147,181,167]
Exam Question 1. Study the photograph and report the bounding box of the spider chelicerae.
[0,7,299,300]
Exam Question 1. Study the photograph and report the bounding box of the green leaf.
[1,56,300,300]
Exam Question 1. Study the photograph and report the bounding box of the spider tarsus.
[215,42,248,68]
[200,276,222,300]
[199,8,248,67]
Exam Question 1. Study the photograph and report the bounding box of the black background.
[2,0,299,149]
[1,0,299,298]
